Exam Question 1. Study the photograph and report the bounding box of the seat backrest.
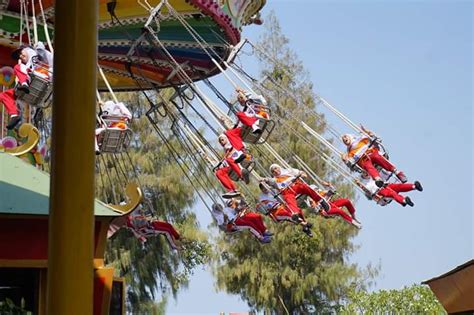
[240,118,267,144]
[240,118,276,145]
[98,128,133,153]
[16,73,52,108]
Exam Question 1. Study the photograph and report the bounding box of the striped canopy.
[0,0,265,90]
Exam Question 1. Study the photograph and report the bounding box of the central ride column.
[47,0,98,314]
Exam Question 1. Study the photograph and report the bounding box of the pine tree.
[213,12,377,313]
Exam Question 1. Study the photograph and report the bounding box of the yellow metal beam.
[47,0,97,314]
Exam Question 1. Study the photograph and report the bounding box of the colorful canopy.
[0,0,265,90]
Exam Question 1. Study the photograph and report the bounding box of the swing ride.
[0,1,426,306]
[0,0,424,243]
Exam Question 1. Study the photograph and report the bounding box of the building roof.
[423,259,474,313]
[0,152,120,217]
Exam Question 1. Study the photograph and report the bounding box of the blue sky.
[167,1,473,313]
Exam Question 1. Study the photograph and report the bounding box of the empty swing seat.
[16,73,52,108]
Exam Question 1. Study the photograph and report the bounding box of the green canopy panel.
[0,152,120,217]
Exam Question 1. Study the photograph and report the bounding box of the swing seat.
[345,158,365,173]
[108,183,143,214]
[320,212,338,219]
[256,201,280,215]
[97,116,132,153]
[138,227,160,237]
[374,166,399,185]
[98,128,132,153]
[130,216,150,230]
[228,156,255,181]
[16,73,52,108]
[377,198,393,206]
[255,202,270,215]
[375,142,390,160]
[146,102,167,124]
[225,223,240,234]
[225,228,240,235]
[240,117,275,144]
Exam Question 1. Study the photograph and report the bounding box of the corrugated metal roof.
[0,153,120,217]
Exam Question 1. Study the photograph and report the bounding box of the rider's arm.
[235,87,245,94]
[117,102,132,120]
[204,154,222,170]
[286,167,301,177]
[213,159,225,170]
[321,181,332,188]
[360,125,375,137]
[236,89,248,106]
[354,179,364,190]
[321,181,336,196]
[261,178,278,190]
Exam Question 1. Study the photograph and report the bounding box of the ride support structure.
[47,1,97,314]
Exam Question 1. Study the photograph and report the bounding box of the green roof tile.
[0,153,120,217]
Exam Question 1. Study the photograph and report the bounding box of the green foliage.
[215,220,377,313]
[213,12,376,313]
[101,91,212,313]
[0,298,32,315]
[131,298,168,315]
[342,284,446,314]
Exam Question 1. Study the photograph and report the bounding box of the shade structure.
[0,0,265,90]
[423,259,474,314]
[0,152,120,216]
